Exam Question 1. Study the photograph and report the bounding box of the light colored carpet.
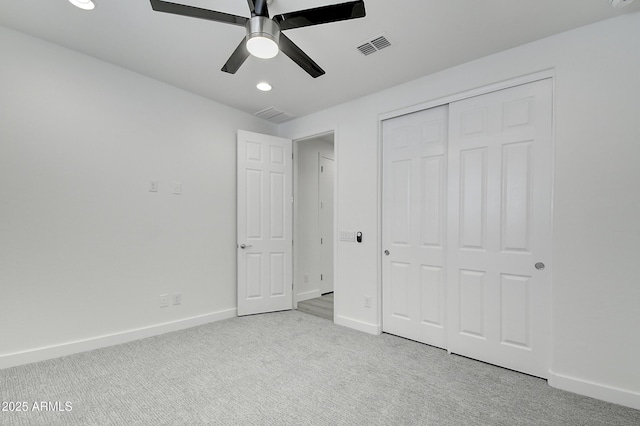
[1,311,639,425]
[297,292,334,321]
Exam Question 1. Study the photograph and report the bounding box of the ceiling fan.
[149,0,366,78]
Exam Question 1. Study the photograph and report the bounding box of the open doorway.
[293,132,335,321]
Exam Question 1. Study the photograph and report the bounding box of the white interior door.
[237,130,293,316]
[382,106,449,349]
[319,155,334,294]
[447,79,553,378]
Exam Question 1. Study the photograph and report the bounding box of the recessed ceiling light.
[257,82,272,92]
[609,0,634,8]
[69,0,95,10]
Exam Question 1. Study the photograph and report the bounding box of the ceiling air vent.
[357,43,377,56]
[356,33,391,56]
[255,107,293,124]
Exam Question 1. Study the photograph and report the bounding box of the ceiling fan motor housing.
[246,16,281,47]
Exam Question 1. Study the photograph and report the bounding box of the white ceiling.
[1,0,638,120]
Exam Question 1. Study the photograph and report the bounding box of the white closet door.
[319,155,334,295]
[237,130,293,316]
[382,106,448,349]
[447,79,553,378]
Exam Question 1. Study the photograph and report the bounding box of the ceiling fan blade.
[246,0,255,15]
[273,0,365,31]
[221,39,251,74]
[278,33,325,78]
[150,0,248,27]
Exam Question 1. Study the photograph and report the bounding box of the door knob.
[535,262,545,270]
[240,244,253,249]
[384,250,390,256]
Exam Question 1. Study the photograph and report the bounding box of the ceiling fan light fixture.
[246,17,280,59]
[69,0,95,10]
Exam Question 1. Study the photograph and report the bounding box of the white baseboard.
[335,315,382,335]
[0,308,237,370]
[296,289,321,303]
[548,370,640,410]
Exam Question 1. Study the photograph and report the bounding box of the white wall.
[279,12,640,409]
[294,137,334,302]
[0,26,276,366]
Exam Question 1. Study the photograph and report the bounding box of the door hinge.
[321,274,323,281]
[321,165,324,173]
[320,238,323,244]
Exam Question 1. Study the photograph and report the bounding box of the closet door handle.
[384,250,390,256]
[240,244,253,249]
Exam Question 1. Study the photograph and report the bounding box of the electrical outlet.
[149,180,158,192]
[304,274,309,283]
[172,182,182,195]
[159,294,169,308]
[173,293,182,305]
[364,296,372,308]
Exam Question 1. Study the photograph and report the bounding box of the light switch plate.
[339,231,356,242]
[159,294,169,308]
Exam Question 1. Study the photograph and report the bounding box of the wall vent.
[356,33,391,56]
[255,107,293,123]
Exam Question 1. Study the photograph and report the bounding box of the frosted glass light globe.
[247,36,279,59]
